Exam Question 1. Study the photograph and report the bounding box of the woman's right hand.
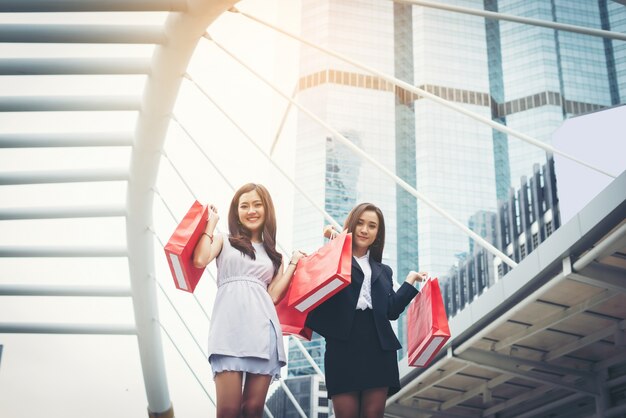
[406,271,428,285]
[323,225,339,239]
[207,204,219,226]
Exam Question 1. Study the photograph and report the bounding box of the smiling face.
[353,210,380,255]
[237,189,265,237]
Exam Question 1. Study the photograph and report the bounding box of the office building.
[291,0,625,371]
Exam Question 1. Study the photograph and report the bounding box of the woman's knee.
[359,388,387,418]
[360,404,385,418]
[241,399,265,418]
[216,403,240,418]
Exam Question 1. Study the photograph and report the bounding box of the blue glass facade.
[290,0,625,375]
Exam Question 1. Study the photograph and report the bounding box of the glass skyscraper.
[289,0,625,373]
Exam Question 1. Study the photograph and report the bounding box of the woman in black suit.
[306,202,426,418]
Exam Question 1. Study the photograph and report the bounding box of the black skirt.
[324,309,400,398]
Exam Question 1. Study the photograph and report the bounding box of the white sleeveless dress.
[207,235,286,380]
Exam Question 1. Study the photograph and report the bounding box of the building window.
[546,221,553,236]
[532,233,539,249]
[319,397,328,407]
[520,243,526,259]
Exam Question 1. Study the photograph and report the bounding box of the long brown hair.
[343,202,386,263]
[228,183,282,276]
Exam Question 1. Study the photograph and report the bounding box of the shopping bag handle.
[414,273,434,291]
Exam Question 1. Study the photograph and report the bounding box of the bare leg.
[215,371,243,418]
[332,391,360,418]
[359,387,388,418]
[241,373,272,418]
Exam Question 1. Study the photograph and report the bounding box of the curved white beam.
[125,1,238,416]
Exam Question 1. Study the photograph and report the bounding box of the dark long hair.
[228,183,282,276]
[343,202,386,263]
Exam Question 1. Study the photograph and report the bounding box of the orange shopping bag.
[408,278,451,367]
[287,231,352,313]
[276,285,313,341]
[164,200,208,293]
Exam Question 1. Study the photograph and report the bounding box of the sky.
[0,1,303,417]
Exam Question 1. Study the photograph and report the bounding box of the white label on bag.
[169,253,188,291]
[295,278,344,312]
[413,336,445,367]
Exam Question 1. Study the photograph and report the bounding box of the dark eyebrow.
[240,199,262,206]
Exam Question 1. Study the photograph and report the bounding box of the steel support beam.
[0,205,126,220]
[441,374,511,411]
[607,403,626,418]
[0,24,165,44]
[0,168,129,185]
[572,223,626,270]
[596,350,626,371]
[0,246,128,257]
[0,322,136,334]
[385,403,473,418]
[568,263,626,293]
[0,0,187,12]
[0,132,134,148]
[0,57,151,75]
[514,393,591,418]
[0,96,140,112]
[456,348,597,395]
[544,319,626,361]
[0,284,131,297]
[494,289,617,351]
[483,385,554,416]
[402,362,470,400]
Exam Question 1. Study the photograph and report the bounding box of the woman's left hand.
[406,271,428,285]
[289,250,307,266]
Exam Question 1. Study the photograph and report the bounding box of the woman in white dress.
[193,183,305,418]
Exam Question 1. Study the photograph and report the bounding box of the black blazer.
[306,257,419,351]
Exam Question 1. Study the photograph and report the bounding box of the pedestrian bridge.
[390,171,626,418]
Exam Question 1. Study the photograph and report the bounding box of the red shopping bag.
[287,231,352,313]
[276,285,312,341]
[164,200,208,293]
[408,278,451,367]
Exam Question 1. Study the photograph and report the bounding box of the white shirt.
[355,251,373,310]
